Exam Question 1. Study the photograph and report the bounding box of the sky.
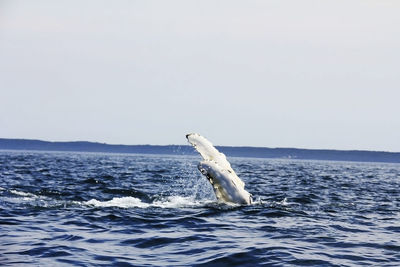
[0,1,399,152]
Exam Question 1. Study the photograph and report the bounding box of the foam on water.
[2,187,219,210]
[85,195,212,209]
[85,196,149,208]
[10,189,36,198]
[1,187,279,211]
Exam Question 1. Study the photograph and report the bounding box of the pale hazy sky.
[1,1,399,151]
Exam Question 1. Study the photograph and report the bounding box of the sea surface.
[0,150,399,266]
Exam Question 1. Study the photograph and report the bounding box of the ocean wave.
[2,151,400,266]
[10,189,36,198]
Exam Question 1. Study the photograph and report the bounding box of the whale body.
[186,133,252,205]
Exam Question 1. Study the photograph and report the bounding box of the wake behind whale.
[186,133,252,205]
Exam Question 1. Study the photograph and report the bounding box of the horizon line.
[0,137,399,154]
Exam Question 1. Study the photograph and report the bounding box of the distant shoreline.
[0,138,399,164]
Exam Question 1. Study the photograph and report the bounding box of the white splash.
[153,196,210,208]
[85,197,150,208]
[84,196,209,209]
[280,197,289,206]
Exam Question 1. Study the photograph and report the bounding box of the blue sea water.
[0,150,399,266]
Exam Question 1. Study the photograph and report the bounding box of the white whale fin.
[186,133,245,189]
[186,133,229,165]
[198,160,252,204]
[186,133,251,204]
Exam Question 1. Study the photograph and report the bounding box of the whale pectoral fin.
[188,133,253,205]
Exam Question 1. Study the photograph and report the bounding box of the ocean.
[0,150,399,266]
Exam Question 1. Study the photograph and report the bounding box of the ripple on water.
[0,151,399,266]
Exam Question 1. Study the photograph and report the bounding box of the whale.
[186,133,252,205]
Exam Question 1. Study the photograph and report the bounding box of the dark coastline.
[0,138,399,163]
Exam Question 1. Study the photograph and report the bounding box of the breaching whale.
[186,133,252,205]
